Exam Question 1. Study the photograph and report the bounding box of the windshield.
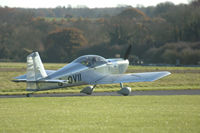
[73,55,107,67]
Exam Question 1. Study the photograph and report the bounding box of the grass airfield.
[1,96,200,133]
[0,62,200,133]
[0,62,200,95]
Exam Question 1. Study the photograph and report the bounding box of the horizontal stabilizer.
[12,70,56,82]
[28,79,68,83]
[12,79,27,82]
[26,79,68,91]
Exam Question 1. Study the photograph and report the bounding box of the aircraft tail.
[26,52,47,90]
[12,52,68,91]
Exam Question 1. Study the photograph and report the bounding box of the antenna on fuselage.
[123,45,132,60]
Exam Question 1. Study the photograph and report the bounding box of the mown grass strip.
[0,96,200,133]
[0,62,199,95]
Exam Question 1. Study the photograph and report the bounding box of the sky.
[0,0,189,8]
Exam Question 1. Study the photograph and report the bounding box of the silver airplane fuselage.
[43,56,129,89]
[13,52,171,96]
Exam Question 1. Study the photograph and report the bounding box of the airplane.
[12,45,171,96]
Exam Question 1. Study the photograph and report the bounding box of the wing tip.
[162,71,171,76]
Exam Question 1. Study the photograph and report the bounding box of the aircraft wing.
[83,71,171,85]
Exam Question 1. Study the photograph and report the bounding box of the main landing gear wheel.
[26,93,31,97]
[117,83,131,96]
[26,92,34,97]
[80,85,96,95]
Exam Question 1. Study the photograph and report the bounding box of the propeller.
[123,45,132,60]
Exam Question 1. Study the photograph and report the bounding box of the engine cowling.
[80,86,94,95]
[118,87,131,96]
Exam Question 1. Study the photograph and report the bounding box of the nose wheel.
[118,83,131,96]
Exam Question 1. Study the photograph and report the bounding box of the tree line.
[0,0,200,65]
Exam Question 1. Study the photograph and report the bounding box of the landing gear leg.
[120,83,123,88]
[91,85,96,93]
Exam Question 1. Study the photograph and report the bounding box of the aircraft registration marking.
[67,73,82,84]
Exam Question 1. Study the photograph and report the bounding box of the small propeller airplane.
[13,45,171,96]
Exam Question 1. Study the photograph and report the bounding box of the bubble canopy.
[72,55,107,67]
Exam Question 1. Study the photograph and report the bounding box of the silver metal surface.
[13,52,171,93]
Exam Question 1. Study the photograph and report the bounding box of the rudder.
[26,52,47,91]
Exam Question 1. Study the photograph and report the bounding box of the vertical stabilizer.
[26,52,61,91]
[27,52,47,81]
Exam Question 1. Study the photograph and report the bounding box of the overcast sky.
[0,0,189,8]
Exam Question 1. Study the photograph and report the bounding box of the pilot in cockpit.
[76,55,107,67]
[91,57,97,65]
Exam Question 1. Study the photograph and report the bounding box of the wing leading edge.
[84,71,171,85]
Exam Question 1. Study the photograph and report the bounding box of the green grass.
[0,96,200,133]
[0,62,200,95]
[0,62,66,69]
[128,65,200,71]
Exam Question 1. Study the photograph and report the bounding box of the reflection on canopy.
[73,55,107,67]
